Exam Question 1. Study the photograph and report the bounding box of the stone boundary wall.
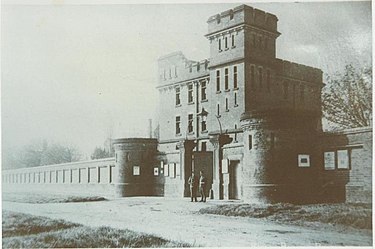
[3,158,116,198]
[321,127,372,203]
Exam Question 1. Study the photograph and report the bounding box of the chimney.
[148,119,152,138]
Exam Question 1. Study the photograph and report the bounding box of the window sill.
[231,46,236,49]
[225,89,230,92]
[217,115,221,118]
[225,48,229,51]
[188,102,195,105]
[225,109,229,112]
[188,132,195,135]
[234,104,239,107]
[201,130,208,134]
[175,104,182,107]
[201,99,208,103]
[216,91,221,94]
[233,87,239,91]
[219,49,223,53]
[175,133,182,137]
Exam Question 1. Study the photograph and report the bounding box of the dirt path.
[2,197,372,247]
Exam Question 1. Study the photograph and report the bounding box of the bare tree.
[40,143,81,165]
[91,146,111,160]
[322,64,372,129]
[2,140,82,169]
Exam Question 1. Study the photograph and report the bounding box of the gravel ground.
[3,197,372,247]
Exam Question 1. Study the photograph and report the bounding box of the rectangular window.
[216,70,220,92]
[298,154,310,167]
[337,150,350,169]
[188,84,193,103]
[248,135,252,150]
[266,69,271,92]
[169,68,172,79]
[234,93,237,106]
[225,98,229,111]
[197,62,200,72]
[201,81,207,101]
[225,68,229,90]
[225,37,228,49]
[201,142,207,151]
[154,167,159,176]
[188,114,193,133]
[250,66,255,89]
[218,38,222,51]
[324,151,335,170]
[175,87,181,106]
[258,67,263,89]
[233,66,238,89]
[231,35,235,47]
[174,66,178,77]
[176,116,181,135]
[217,104,220,116]
[201,119,207,132]
[234,125,238,142]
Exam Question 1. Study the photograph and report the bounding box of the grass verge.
[3,211,191,248]
[3,192,107,204]
[199,203,372,230]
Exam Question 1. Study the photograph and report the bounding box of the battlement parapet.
[158,51,209,87]
[275,59,323,83]
[207,5,278,37]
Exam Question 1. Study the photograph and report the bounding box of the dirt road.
[2,197,372,247]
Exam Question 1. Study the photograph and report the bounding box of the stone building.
[155,4,372,203]
[3,4,372,204]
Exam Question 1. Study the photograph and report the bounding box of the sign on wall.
[324,151,335,170]
[222,159,229,174]
[175,163,181,177]
[133,166,140,176]
[337,150,349,169]
[164,162,169,176]
[298,154,310,167]
[169,163,175,178]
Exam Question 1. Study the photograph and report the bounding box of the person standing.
[199,171,206,202]
[188,172,198,202]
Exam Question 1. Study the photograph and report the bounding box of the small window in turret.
[231,35,235,47]
[266,70,271,92]
[225,37,228,49]
[258,67,263,89]
[218,38,222,51]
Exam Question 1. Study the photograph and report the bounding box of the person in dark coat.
[199,171,207,202]
[188,172,198,202]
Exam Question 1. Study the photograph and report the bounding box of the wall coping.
[323,126,373,136]
[3,157,115,173]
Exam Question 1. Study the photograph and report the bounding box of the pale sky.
[2,1,372,158]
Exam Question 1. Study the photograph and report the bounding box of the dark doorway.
[192,151,213,197]
[229,160,241,200]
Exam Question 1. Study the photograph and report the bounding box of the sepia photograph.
[2,0,372,247]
